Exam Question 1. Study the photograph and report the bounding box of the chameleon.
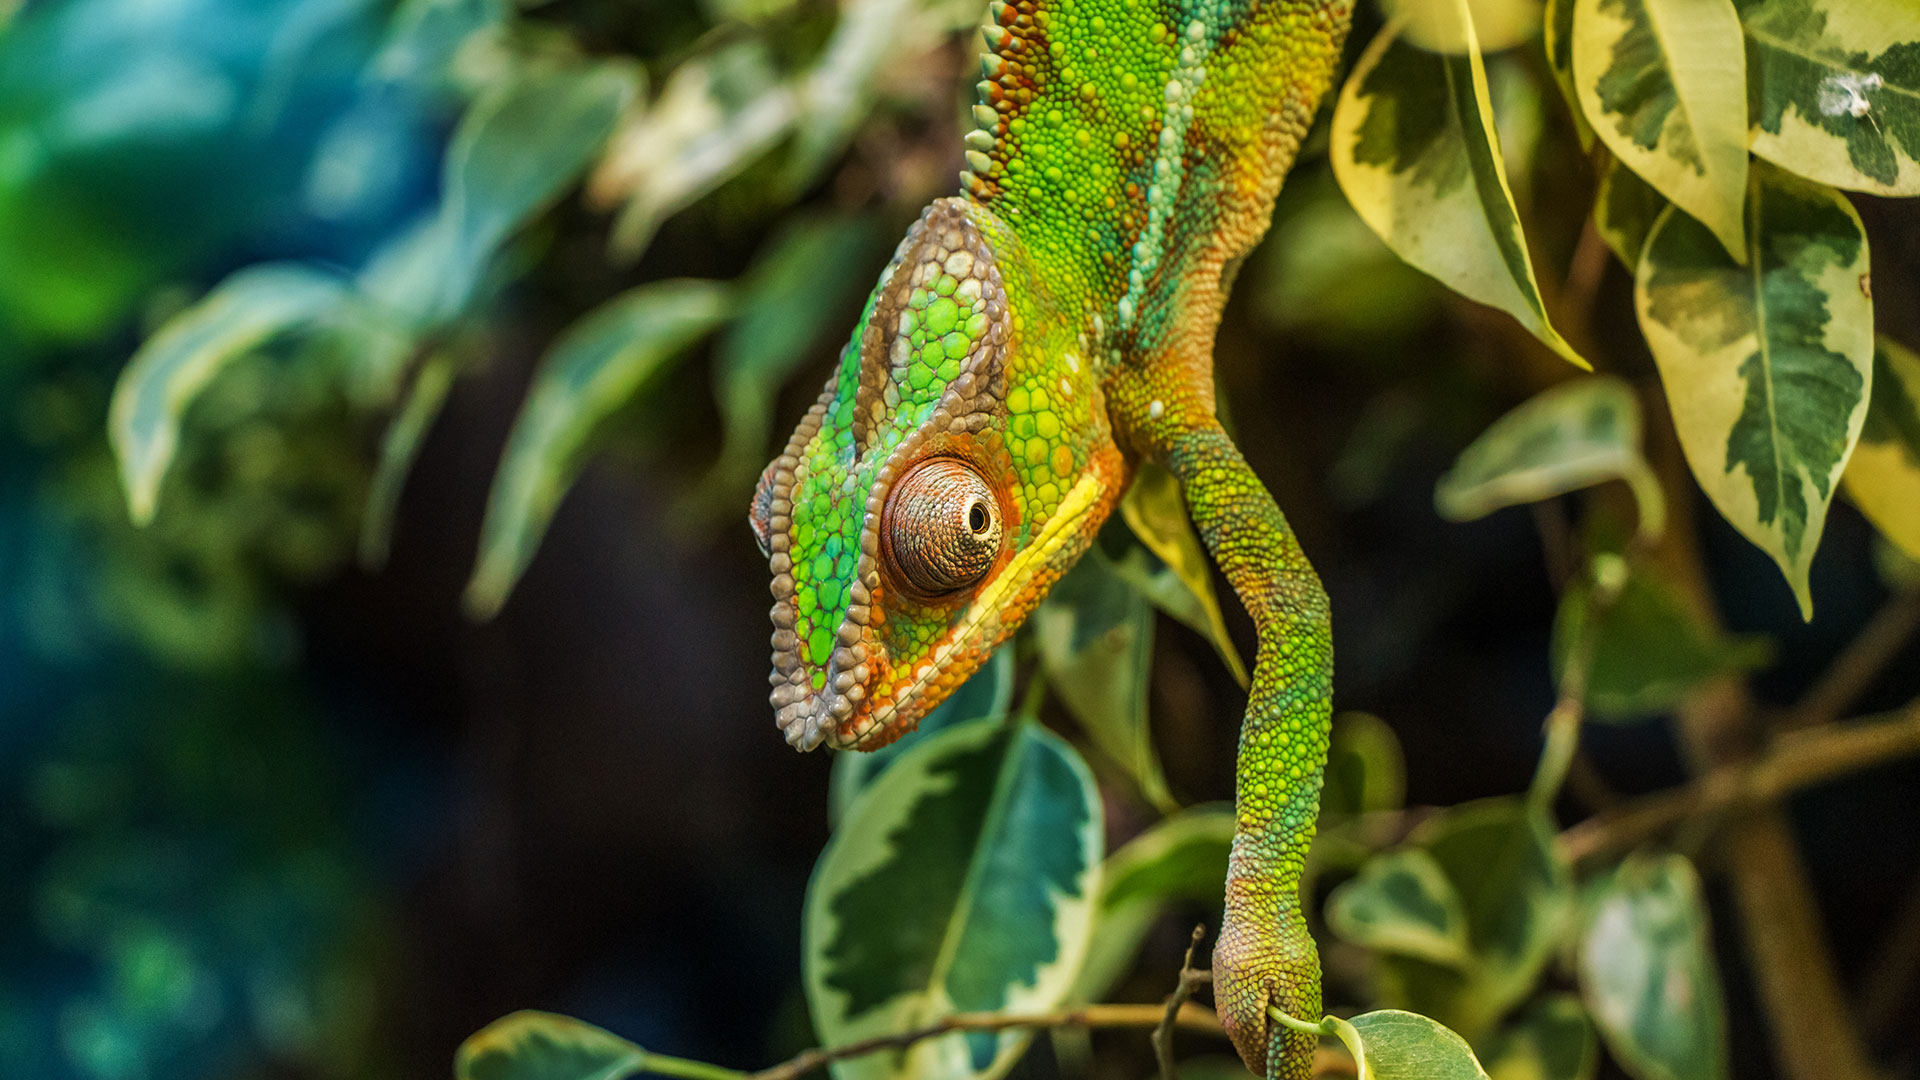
[750,0,1349,1074]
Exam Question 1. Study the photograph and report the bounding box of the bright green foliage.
[1331,3,1585,368]
[1844,336,1920,562]
[1579,853,1728,1080]
[1572,0,1749,260]
[805,718,1101,1080]
[1739,0,1920,196]
[1323,1010,1494,1080]
[1635,161,1873,617]
[1552,561,1769,720]
[1480,996,1599,1080]
[1435,376,1663,543]
[455,1012,646,1080]
[467,280,734,616]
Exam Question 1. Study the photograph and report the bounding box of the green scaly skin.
[754,0,1349,1074]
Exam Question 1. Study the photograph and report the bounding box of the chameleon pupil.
[883,457,1002,595]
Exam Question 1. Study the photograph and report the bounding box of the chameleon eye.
[883,457,1002,596]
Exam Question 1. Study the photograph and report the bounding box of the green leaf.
[1552,561,1769,721]
[1331,6,1587,368]
[1572,0,1750,260]
[1593,151,1670,269]
[1843,337,1920,562]
[1480,995,1598,1080]
[1739,0,1920,197]
[1117,462,1249,687]
[1379,0,1545,53]
[371,0,508,90]
[1034,550,1172,811]
[1544,0,1598,148]
[361,353,459,569]
[805,718,1102,1080]
[828,647,1014,827]
[711,214,885,489]
[1073,804,1234,1001]
[435,59,640,315]
[466,280,732,616]
[109,264,357,525]
[1324,1010,1494,1080]
[601,42,797,259]
[455,1011,645,1080]
[1408,799,1573,1035]
[1322,712,1408,818]
[1329,849,1476,969]
[1436,376,1664,541]
[1635,160,1873,618]
[1578,852,1728,1080]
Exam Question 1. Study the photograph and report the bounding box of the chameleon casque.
[749,0,1350,1074]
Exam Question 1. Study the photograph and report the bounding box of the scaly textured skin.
[754,0,1348,1074]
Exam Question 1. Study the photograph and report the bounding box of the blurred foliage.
[3,0,1918,1077]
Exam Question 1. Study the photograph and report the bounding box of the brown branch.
[745,1003,1224,1080]
[1561,702,1920,864]
[1783,585,1920,733]
[1154,926,1213,1080]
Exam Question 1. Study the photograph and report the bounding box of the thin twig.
[1561,702,1920,864]
[1784,585,1920,732]
[746,1003,1224,1080]
[1154,926,1212,1080]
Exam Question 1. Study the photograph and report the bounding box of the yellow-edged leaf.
[1843,337,1920,562]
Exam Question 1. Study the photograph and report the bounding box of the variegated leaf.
[110,264,360,525]
[1035,549,1171,810]
[1593,151,1670,268]
[1739,0,1920,197]
[1380,0,1544,53]
[1436,375,1664,541]
[805,718,1101,1080]
[1579,853,1728,1080]
[1545,0,1597,148]
[456,1011,646,1080]
[1573,0,1750,260]
[1328,849,1476,969]
[1332,5,1587,368]
[1843,337,1920,562]
[1635,161,1872,618]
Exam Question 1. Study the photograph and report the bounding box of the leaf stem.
[641,1054,751,1080]
[1265,1005,1330,1037]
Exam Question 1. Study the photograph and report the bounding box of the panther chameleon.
[750,0,1351,1073]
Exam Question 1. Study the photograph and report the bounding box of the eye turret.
[882,457,1002,596]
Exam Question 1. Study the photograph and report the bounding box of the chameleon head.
[751,197,1127,752]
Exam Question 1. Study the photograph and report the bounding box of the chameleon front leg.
[1161,421,1332,1080]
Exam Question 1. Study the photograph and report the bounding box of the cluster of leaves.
[1335,0,1920,616]
[79,0,1919,1077]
